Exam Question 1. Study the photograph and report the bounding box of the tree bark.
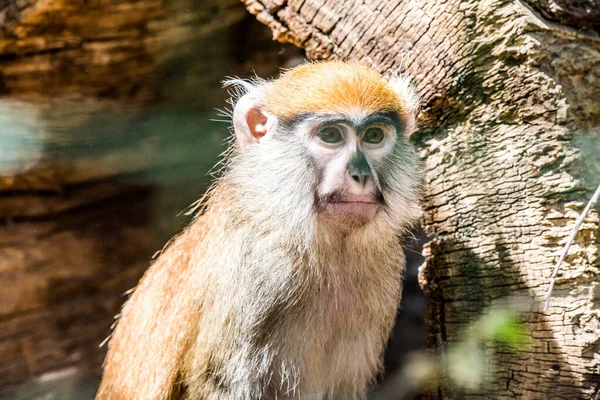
[241,0,600,398]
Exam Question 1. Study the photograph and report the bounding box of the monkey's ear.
[387,74,420,134]
[232,93,277,150]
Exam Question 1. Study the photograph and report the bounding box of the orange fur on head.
[265,61,409,120]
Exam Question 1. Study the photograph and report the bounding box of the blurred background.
[0,0,426,398]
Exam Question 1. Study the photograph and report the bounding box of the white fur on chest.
[191,223,405,400]
[265,260,394,400]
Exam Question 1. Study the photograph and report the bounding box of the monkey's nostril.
[350,172,370,186]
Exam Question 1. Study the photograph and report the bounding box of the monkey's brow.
[287,112,403,131]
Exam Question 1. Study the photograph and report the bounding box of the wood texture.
[241,0,600,398]
[0,183,155,386]
[0,0,300,388]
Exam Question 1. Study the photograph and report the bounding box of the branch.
[543,181,600,311]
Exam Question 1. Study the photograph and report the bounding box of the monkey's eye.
[317,127,343,144]
[363,127,385,144]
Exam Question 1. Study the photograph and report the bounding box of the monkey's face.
[294,112,400,227]
[227,62,421,232]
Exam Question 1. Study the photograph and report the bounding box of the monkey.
[96,61,422,400]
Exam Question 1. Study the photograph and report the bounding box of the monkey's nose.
[350,170,371,187]
[347,150,372,189]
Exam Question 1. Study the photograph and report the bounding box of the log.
[241,0,600,398]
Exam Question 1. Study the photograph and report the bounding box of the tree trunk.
[241,0,600,398]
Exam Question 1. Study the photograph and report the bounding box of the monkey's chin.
[321,202,379,225]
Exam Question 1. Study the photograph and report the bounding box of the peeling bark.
[242,0,600,398]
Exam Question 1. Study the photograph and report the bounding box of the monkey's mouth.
[325,201,378,218]
[318,193,382,220]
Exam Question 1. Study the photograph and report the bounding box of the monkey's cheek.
[322,202,379,223]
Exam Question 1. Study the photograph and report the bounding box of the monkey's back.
[96,218,211,400]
